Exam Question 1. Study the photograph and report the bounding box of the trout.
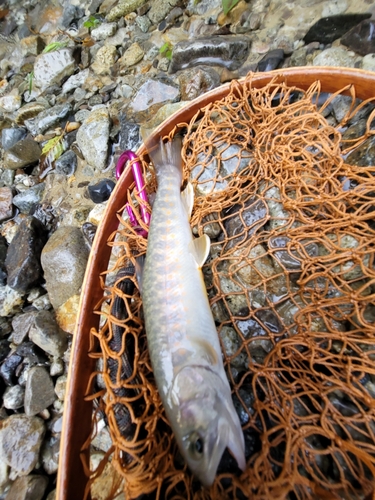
[137,137,245,486]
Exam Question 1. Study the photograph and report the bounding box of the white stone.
[62,68,90,94]
[91,22,118,41]
[34,49,76,92]
[76,107,110,170]
[313,47,357,68]
[362,53,375,72]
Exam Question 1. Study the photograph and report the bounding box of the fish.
[136,137,246,486]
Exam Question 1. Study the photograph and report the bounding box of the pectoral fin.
[188,234,210,268]
[181,182,194,220]
[135,256,145,294]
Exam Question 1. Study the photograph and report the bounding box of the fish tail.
[146,136,183,184]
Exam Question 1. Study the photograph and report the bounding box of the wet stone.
[128,79,180,122]
[3,137,41,170]
[0,352,22,385]
[55,150,77,176]
[24,103,72,136]
[5,474,48,500]
[342,20,375,56]
[346,136,375,166]
[178,66,220,101]
[29,310,68,357]
[0,186,13,222]
[0,414,45,476]
[5,216,48,294]
[76,107,110,171]
[24,366,56,416]
[257,49,284,72]
[3,384,25,410]
[119,118,140,151]
[33,49,76,92]
[304,13,371,44]
[88,179,116,203]
[1,127,27,150]
[170,35,250,73]
[41,226,89,309]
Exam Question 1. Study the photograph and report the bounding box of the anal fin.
[181,182,194,220]
[188,234,210,268]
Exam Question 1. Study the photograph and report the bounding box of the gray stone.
[5,217,48,294]
[54,374,67,401]
[24,103,72,136]
[12,184,45,214]
[76,108,110,171]
[33,49,76,92]
[41,226,89,308]
[12,312,37,345]
[0,285,24,317]
[186,0,221,15]
[50,357,64,377]
[74,109,90,122]
[148,0,180,24]
[178,66,220,101]
[3,385,25,410]
[313,47,357,68]
[0,414,45,476]
[170,35,250,73]
[118,42,144,68]
[362,53,375,72]
[107,0,148,21]
[1,127,27,150]
[91,22,118,41]
[41,435,60,475]
[55,150,77,176]
[5,474,48,500]
[3,138,41,170]
[24,366,56,416]
[136,15,152,33]
[29,310,68,357]
[62,68,89,94]
[128,79,180,121]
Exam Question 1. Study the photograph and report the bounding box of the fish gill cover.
[83,74,375,500]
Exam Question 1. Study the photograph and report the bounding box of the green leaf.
[222,0,240,15]
[42,41,69,53]
[83,15,101,29]
[41,135,63,156]
[159,42,173,61]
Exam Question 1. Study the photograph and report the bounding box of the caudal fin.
[146,136,183,183]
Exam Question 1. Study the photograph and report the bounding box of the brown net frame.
[83,74,375,500]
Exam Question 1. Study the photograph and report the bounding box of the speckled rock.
[3,385,25,410]
[24,366,56,416]
[0,90,21,112]
[118,42,144,68]
[41,226,89,308]
[24,103,72,136]
[29,310,68,357]
[178,66,220,101]
[148,0,180,24]
[41,435,60,475]
[361,53,375,71]
[106,0,148,21]
[0,414,45,476]
[0,186,13,222]
[55,294,80,334]
[313,46,358,67]
[62,68,89,94]
[33,48,76,92]
[0,285,24,317]
[76,108,110,171]
[91,45,117,75]
[3,137,41,170]
[91,22,117,41]
[5,474,48,500]
[5,216,48,294]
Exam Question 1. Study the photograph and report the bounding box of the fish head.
[169,366,246,487]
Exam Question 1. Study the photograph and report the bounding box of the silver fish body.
[139,138,245,486]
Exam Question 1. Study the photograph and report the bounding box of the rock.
[91,45,117,75]
[140,101,188,140]
[119,119,140,152]
[3,385,25,410]
[50,357,64,377]
[91,22,118,41]
[5,217,48,294]
[13,184,45,215]
[219,325,248,370]
[55,294,80,334]
[257,49,284,71]
[3,137,41,170]
[88,179,115,203]
[0,414,45,476]
[20,35,45,56]
[178,66,220,101]
[54,374,67,401]
[0,352,22,385]
[170,35,250,73]
[0,285,24,317]
[341,20,375,56]
[136,15,152,33]
[87,203,107,225]
[15,103,49,127]
[0,90,21,113]
[186,0,221,15]
[24,103,72,136]
[24,366,56,416]
[148,0,180,24]
[313,46,358,67]
[1,128,27,150]
[76,108,110,171]
[290,47,307,67]
[41,435,60,475]
[0,186,13,222]
[118,42,144,68]
[46,490,57,500]
[346,137,375,167]
[29,310,68,357]
[0,458,9,489]
[5,474,48,500]
[91,420,113,452]
[33,49,76,92]
[362,53,375,71]
[128,79,180,122]
[107,0,148,21]
[41,226,89,309]
[55,150,77,176]
[303,13,371,44]
[62,68,89,94]
[82,222,97,247]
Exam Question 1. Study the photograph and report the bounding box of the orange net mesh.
[84,74,375,500]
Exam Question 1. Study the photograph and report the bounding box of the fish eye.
[195,437,204,454]
[188,432,204,459]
